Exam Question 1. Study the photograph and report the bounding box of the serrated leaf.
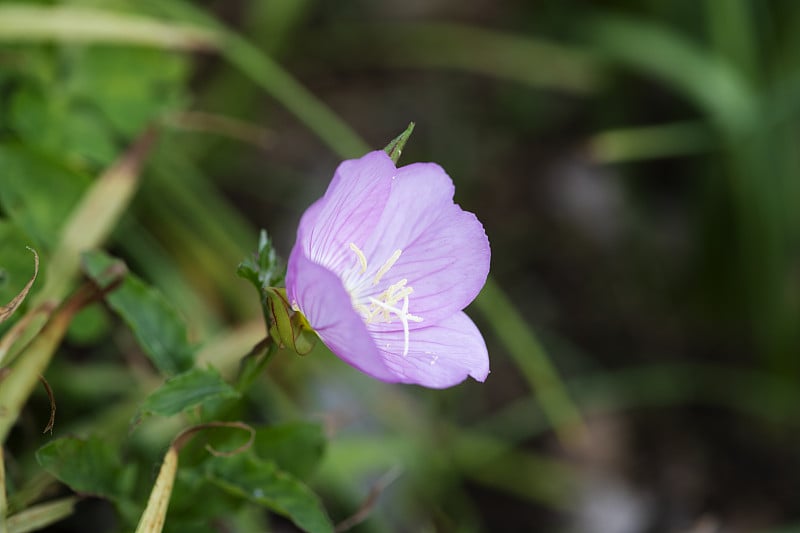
[83,250,194,375]
[35,436,135,501]
[138,367,240,419]
[205,453,333,533]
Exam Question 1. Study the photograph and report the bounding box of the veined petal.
[370,312,490,388]
[286,246,398,382]
[301,151,395,273]
[363,162,455,248]
[363,162,490,329]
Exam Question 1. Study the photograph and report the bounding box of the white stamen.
[368,297,422,356]
[373,249,402,285]
[346,243,422,357]
[349,243,368,273]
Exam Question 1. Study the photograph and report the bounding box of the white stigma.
[344,243,422,356]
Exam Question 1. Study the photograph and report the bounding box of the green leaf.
[9,87,118,166]
[252,422,326,480]
[81,250,127,290]
[205,453,333,533]
[194,421,327,480]
[237,230,284,291]
[383,122,415,164]
[70,46,189,136]
[105,276,193,374]
[166,468,246,528]
[588,14,756,133]
[35,436,136,501]
[0,144,91,250]
[138,367,240,419]
[66,302,112,346]
[82,250,194,375]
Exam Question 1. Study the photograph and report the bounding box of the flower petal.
[370,311,490,388]
[286,247,398,382]
[300,151,395,273]
[363,162,490,329]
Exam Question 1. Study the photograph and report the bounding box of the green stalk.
[0,289,88,443]
[6,497,77,533]
[0,130,152,441]
[32,129,155,309]
[1,130,154,368]
[134,448,177,533]
[346,22,601,94]
[473,278,586,448]
[0,448,6,533]
[218,33,368,158]
[588,120,714,163]
[0,5,218,50]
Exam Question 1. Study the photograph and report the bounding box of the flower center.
[343,243,423,356]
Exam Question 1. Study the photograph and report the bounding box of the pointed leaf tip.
[0,247,39,324]
[383,122,415,164]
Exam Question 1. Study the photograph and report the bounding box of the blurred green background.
[2,0,800,531]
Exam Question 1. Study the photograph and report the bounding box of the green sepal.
[266,287,315,355]
[239,232,316,356]
[383,122,415,164]
[291,313,316,355]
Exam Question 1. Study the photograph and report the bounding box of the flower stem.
[0,448,7,533]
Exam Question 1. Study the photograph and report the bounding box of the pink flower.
[286,151,490,388]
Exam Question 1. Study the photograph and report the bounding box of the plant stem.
[0,448,7,533]
[473,278,587,449]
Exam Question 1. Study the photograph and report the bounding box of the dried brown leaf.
[0,248,39,324]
